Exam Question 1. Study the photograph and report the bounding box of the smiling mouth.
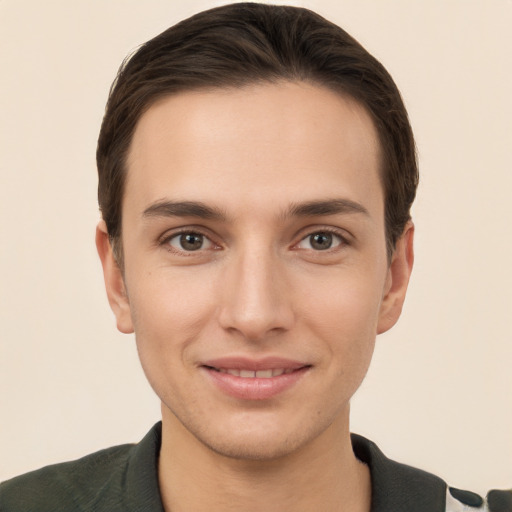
[204,367,300,378]
[202,363,311,400]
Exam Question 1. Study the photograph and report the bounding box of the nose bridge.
[218,242,293,339]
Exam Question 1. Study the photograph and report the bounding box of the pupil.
[180,233,203,251]
[311,233,332,250]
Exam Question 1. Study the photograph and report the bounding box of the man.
[1,3,510,511]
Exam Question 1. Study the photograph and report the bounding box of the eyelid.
[292,225,352,250]
[156,224,351,254]
[158,226,221,252]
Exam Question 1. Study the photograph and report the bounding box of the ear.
[377,221,414,334]
[95,221,134,334]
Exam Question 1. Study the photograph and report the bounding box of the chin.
[201,432,307,462]
[181,407,340,462]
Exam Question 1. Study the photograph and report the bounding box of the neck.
[158,407,371,512]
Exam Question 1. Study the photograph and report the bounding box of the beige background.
[1,0,511,494]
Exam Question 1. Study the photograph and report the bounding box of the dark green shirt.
[1,422,510,511]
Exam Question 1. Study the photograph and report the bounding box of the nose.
[217,248,295,341]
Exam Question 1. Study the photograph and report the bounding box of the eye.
[167,232,214,252]
[296,231,344,251]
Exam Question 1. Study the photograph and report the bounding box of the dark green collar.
[127,423,447,512]
[351,433,447,512]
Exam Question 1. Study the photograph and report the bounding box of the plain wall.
[1,0,511,494]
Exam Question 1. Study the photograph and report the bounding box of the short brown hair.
[97,2,418,261]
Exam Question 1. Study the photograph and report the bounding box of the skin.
[97,81,414,512]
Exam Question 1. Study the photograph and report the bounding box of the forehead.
[124,81,382,219]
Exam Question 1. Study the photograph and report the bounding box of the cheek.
[128,263,218,330]
[297,268,383,373]
[126,269,219,379]
[300,265,385,330]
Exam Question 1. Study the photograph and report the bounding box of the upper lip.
[201,356,310,371]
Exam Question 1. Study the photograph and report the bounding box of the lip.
[202,356,308,371]
[200,356,311,400]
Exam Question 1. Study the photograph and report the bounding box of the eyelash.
[293,227,349,252]
[159,228,220,256]
[158,226,350,255]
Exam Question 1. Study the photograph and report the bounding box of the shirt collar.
[351,433,447,512]
[126,423,447,512]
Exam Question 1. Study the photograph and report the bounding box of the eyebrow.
[286,199,369,218]
[143,200,226,221]
[142,198,369,222]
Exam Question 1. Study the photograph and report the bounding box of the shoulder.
[0,443,134,512]
[0,423,164,512]
[351,433,511,512]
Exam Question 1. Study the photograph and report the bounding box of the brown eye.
[310,233,333,250]
[168,232,212,251]
[297,231,343,251]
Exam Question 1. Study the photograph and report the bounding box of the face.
[97,82,413,460]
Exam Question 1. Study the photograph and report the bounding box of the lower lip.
[203,367,310,400]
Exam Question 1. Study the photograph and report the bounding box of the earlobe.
[377,222,414,335]
[95,221,134,334]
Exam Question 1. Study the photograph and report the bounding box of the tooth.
[256,369,273,378]
[227,369,240,377]
[284,368,294,374]
[219,368,227,374]
[272,368,285,377]
[240,370,256,378]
